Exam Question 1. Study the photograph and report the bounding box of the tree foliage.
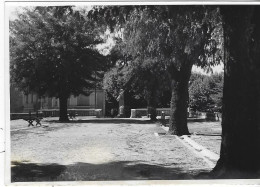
[10,6,107,97]
[102,5,222,126]
[10,6,108,120]
[189,72,223,112]
[102,6,223,70]
[91,5,223,129]
[103,42,171,118]
[103,66,127,99]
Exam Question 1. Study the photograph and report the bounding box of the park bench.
[68,110,78,119]
[22,111,43,127]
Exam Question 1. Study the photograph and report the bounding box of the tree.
[10,6,107,121]
[103,43,171,120]
[89,5,222,134]
[102,6,222,134]
[189,72,223,112]
[212,6,260,178]
[10,85,24,113]
[126,59,171,120]
[103,66,127,100]
[103,65,150,117]
[209,73,224,111]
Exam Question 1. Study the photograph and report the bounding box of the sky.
[192,64,223,75]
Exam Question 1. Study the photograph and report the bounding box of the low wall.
[130,108,171,118]
[130,108,221,121]
[40,109,102,118]
[11,109,102,120]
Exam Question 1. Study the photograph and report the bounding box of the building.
[10,86,106,116]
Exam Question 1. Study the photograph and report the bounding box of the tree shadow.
[11,161,66,182]
[12,160,259,182]
[192,133,221,137]
[195,170,260,179]
[188,118,221,123]
[188,118,208,123]
[11,161,211,182]
[159,118,220,126]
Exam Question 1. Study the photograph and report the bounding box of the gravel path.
[11,118,213,181]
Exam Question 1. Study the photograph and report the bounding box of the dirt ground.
[10,117,221,182]
[188,120,221,155]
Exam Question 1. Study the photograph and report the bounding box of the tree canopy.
[10,6,108,121]
[103,42,171,120]
[10,6,107,97]
[96,5,223,128]
[189,72,223,112]
[92,6,223,69]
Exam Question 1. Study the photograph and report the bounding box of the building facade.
[10,86,106,115]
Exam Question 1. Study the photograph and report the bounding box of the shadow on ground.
[162,118,219,124]
[193,133,221,136]
[11,161,66,182]
[11,161,212,182]
[12,160,260,182]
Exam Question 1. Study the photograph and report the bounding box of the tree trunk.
[213,6,260,178]
[147,106,157,121]
[168,78,190,135]
[147,95,157,121]
[59,94,69,122]
[145,88,157,121]
[168,60,192,136]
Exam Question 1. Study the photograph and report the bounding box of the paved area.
[10,117,221,182]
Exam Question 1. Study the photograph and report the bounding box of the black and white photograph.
[3,1,260,185]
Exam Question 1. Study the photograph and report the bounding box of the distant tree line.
[189,72,223,112]
[103,65,224,116]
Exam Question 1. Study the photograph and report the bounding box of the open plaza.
[6,3,260,184]
[11,117,221,181]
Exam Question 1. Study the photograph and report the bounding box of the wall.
[10,88,106,115]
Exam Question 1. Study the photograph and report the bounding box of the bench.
[22,111,43,127]
[68,111,78,119]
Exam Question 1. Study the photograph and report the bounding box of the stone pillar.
[130,109,136,118]
[95,109,102,118]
